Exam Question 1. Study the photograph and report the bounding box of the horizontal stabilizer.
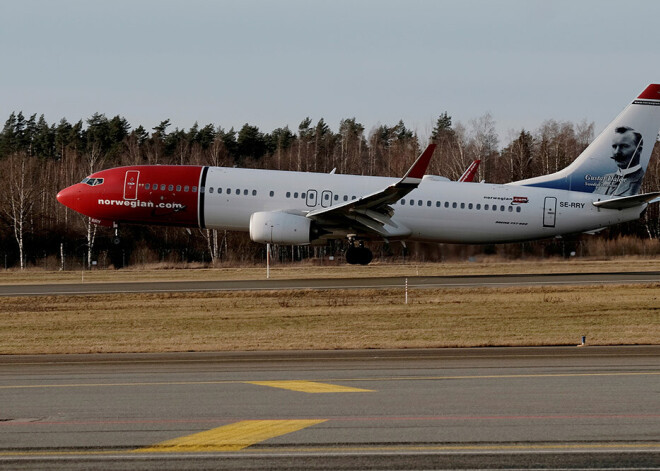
[592,191,660,210]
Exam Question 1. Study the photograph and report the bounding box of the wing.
[306,144,436,239]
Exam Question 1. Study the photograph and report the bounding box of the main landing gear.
[345,239,373,265]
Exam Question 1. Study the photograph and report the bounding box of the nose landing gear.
[345,239,373,265]
[112,222,121,245]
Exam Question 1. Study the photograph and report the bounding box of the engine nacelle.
[249,211,313,245]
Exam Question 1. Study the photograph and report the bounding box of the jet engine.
[249,211,315,245]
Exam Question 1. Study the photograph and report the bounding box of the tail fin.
[512,84,660,196]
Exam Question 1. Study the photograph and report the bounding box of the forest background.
[1,110,659,270]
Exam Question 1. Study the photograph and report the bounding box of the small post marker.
[578,335,586,347]
[405,277,408,304]
[266,243,271,279]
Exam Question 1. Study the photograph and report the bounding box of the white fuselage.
[200,167,642,243]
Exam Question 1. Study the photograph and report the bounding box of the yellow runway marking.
[135,419,326,453]
[246,380,373,393]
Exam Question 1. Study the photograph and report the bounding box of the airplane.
[57,84,660,265]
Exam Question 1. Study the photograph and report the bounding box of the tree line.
[0,110,658,269]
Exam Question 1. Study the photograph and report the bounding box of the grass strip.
[1,284,658,354]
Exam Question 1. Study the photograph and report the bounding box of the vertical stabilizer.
[511,84,660,196]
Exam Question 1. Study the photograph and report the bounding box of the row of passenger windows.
[284,191,357,201]
[143,184,258,196]
[208,187,257,196]
[144,183,197,192]
[399,198,522,212]
[141,183,521,213]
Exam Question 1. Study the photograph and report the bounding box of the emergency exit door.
[124,170,140,200]
[543,196,557,227]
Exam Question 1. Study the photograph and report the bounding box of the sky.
[1,0,659,146]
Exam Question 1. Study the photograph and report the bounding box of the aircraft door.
[543,196,557,227]
[321,190,333,208]
[306,189,318,207]
[124,170,140,200]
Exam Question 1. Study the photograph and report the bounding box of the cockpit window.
[81,177,104,186]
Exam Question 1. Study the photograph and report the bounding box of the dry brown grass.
[1,283,658,354]
[1,257,659,285]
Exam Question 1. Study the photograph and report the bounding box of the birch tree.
[1,153,40,269]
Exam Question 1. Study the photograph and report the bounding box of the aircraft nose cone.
[56,185,78,210]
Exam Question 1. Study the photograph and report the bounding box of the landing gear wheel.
[345,245,373,265]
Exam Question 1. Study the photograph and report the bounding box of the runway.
[0,270,658,296]
[1,347,658,469]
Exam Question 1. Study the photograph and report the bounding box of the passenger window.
[286,192,291,198]
[418,200,422,206]
[460,203,465,209]
[301,192,306,198]
[244,189,248,196]
[209,187,214,194]
[236,189,241,195]
[493,205,498,211]
[145,183,150,190]
[168,184,173,191]
[444,202,449,208]
[343,195,348,201]
[436,201,440,207]
[485,204,489,210]
[410,200,414,206]
[160,184,166,191]
[351,196,356,200]
[252,190,257,196]
[184,185,189,192]
[508,206,513,212]
[516,206,521,212]
[294,192,299,198]
[500,205,505,211]
[175,185,181,192]
[334,195,338,201]
[452,202,457,208]
[192,186,197,192]
[476,204,481,210]
[153,183,158,190]
[270,191,274,197]
[468,203,473,209]
[401,199,405,205]
[200,186,205,193]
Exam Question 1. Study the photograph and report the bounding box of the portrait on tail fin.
[592,126,645,197]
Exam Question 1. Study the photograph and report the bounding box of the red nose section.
[56,184,80,211]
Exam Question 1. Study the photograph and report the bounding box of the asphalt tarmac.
[0,271,658,296]
[1,347,659,470]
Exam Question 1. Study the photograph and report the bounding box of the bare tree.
[1,153,40,269]
[467,113,499,182]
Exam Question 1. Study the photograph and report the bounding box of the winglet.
[400,144,436,183]
[458,160,481,182]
